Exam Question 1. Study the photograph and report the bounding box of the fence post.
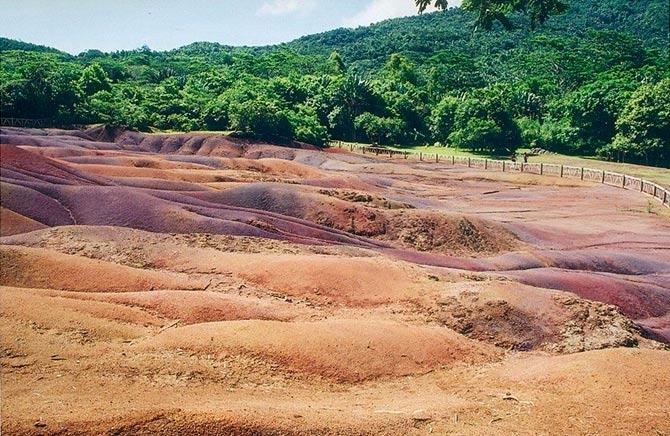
[640,180,644,192]
[622,175,626,188]
[560,165,564,177]
[502,161,505,172]
[452,155,455,165]
[485,159,488,170]
[540,163,543,175]
[468,157,471,168]
[580,167,584,180]
[419,152,422,161]
[601,170,605,183]
[436,154,439,163]
[653,185,657,198]
[521,162,524,172]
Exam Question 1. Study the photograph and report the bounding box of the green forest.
[1,0,668,166]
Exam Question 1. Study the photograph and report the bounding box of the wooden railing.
[0,118,52,128]
[0,118,87,130]
[331,142,670,208]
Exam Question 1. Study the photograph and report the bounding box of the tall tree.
[327,51,346,75]
[611,79,670,166]
[415,0,567,30]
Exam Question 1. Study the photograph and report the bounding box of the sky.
[0,0,459,54]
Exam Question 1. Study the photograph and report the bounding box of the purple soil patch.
[538,250,670,275]
[382,248,488,270]
[506,268,670,319]
[382,248,670,276]
[42,185,282,239]
[191,183,310,217]
[21,146,96,159]
[635,314,670,343]
[0,182,74,226]
[186,202,382,247]
[154,189,387,247]
[111,130,317,159]
[0,127,49,137]
[0,133,119,151]
[1,144,110,186]
[503,221,670,250]
[11,181,387,248]
[301,175,379,192]
[483,249,670,275]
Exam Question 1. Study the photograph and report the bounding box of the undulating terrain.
[1,127,669,435]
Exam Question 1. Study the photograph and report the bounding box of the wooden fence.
[0,118,87,130]
[0,118,52,128]
[332,142,670,208]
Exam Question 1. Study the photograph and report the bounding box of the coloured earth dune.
[1,126,669,435]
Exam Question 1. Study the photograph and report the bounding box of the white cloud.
[258,0,317,16]
[343,0,458,27]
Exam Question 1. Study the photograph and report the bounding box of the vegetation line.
[1,0,668,167]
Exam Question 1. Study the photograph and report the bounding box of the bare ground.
[1,127,669,435]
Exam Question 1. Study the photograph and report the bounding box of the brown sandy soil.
[1,127,669,435]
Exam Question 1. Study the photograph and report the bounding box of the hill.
[1,0,668,165]
[281,0,668,70]
[0,37,65,54]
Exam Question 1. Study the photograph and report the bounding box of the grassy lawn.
[335,141,670,188]
[522,152,670,188]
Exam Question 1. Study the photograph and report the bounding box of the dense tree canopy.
[416,0,568,30]
[0,0,668,164]
[610,79,670,165]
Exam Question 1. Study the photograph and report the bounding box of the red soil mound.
[234,254,436,306]
[0,246,203,292]
[0,207,47,236]
[57,290,309,324]
[194,183,515,254]
[635,314,670,343]
[0,286,160,340]
[142,319,498,382]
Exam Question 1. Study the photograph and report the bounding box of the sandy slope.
[1,128,669,435]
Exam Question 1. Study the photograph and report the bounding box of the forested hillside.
[284,0,668,70]
[1,0,668,165]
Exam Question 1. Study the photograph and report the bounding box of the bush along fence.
[331,141,670,209]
